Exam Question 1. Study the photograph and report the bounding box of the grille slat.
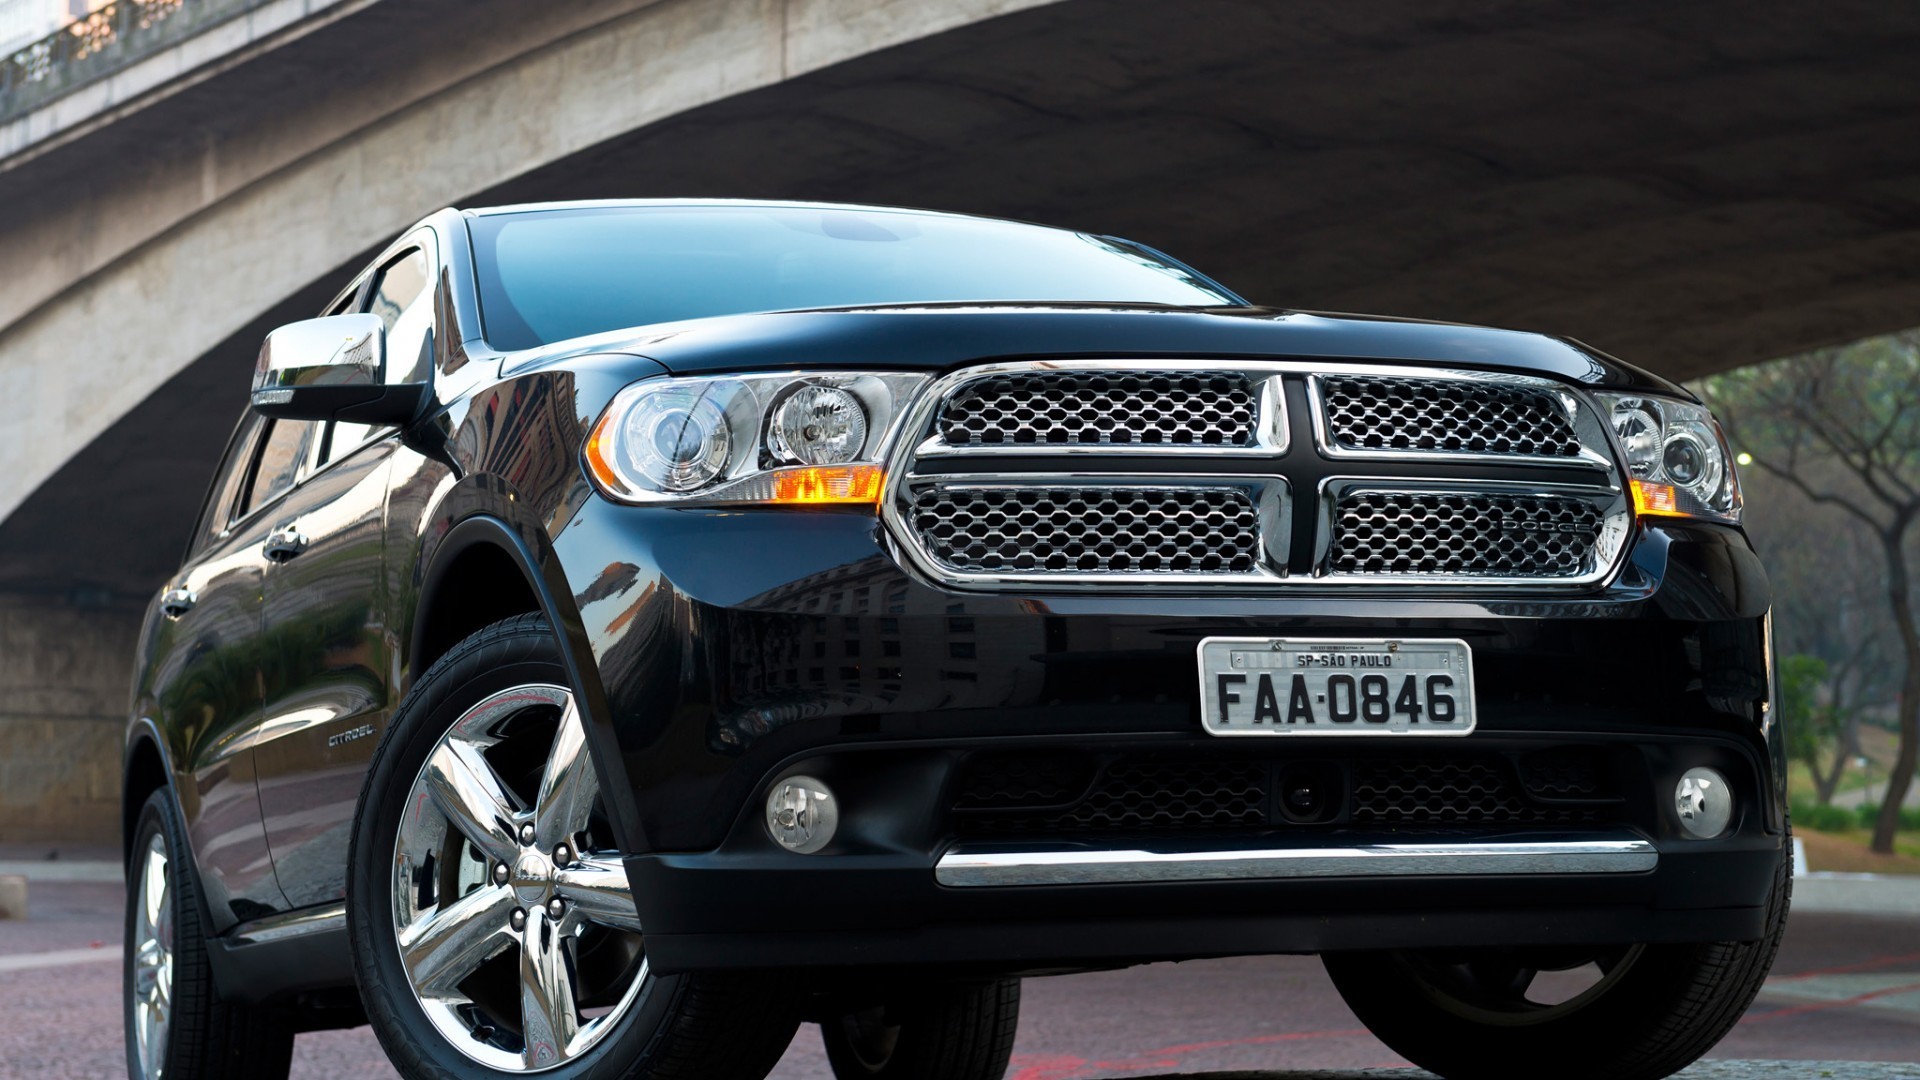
[910,485,1262,576]
[1328,490,1603,578]
[938,370,1257,448]
[1321,375,1581,458]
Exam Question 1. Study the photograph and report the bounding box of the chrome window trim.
[887,472,1292,590]
[906,359,1290,459]
[1311,476,1632,589]
[934,833,1659,887]
[1306,367,1615,471]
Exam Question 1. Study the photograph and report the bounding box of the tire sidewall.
[1324,837,1792,1080]
[346,621,685,1080]
[124,795,171,1080]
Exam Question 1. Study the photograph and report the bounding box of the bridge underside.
[2,0,1919,839]
[9,0,1920,602]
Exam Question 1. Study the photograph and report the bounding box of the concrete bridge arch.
[3,0,1919,838]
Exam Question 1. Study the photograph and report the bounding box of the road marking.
[1773,951,1920,981]
[0,861,122,883]
[1006,1028,1377,1080]
[1750,975,1920,1020]
[0,946,122,974]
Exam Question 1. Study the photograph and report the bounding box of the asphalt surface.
[2,879,1916,1079]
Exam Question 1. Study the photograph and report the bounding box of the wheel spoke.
[399,885,517,995]
[425,737,523,864]
[554,855,643,934]
[519,906,579,1068]
[142,845,167,929]
[1470,960,1538,1002]
[1594,945,1636,976]
[534,699,599,849]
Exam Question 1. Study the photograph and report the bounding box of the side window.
[369,248,433,384]
[241,419,317,520]
[189,414,265,557]
[320,246,433,466]
[324,289,360,317]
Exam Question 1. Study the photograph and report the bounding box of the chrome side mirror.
[251,313,426,424]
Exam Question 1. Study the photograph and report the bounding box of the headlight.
[584,372,926,505]
[1595,392,1741,523]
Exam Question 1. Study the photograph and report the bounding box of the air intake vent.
[1351,758,1604,826]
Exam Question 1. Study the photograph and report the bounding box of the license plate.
[1197,637,1476,736]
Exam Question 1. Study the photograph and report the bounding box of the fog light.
[766,775,838,854]
[1675,767,1733,839]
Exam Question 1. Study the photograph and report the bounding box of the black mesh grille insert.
[939,370,1257,448]
[1321,375,1581,458]
[1328,490,1603,578]
[953,751,1612,836]
[909,485,1262,575]
[958,759,1268,835]
[1351,758,1605,826]
[951,753,1095,809]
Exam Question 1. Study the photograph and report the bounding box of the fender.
[411,512,648,852]
[121,716,187,863]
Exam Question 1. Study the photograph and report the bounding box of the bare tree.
[1743,468,1895,802]
[1702,331,1920,854]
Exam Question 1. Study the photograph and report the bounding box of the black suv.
[123,200,1786,1080]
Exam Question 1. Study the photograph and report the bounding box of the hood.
[504,302,1686,397]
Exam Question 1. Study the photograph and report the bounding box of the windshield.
[468,205,1242,350]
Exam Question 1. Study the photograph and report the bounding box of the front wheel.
[347,614,798,1079]
[820,978,1021,1080]
[1323,833,1791,1080]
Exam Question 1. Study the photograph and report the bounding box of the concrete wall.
[0,595,140,843]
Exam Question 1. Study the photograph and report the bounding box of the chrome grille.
[888,360,1629,591]
[908,485,1261,576]
[1320,375,1581,458]
[937,370,1257,448]
[1327,489,1604,578]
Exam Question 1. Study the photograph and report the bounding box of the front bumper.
[553,496,1782,974]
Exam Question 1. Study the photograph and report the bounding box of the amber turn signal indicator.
[584,413,626,497]
[768,465,883,505]
[1631,479,1684,518]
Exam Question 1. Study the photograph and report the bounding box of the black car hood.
[511,303,1686,396]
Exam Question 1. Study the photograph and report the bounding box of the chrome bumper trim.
[934,835,1658,887]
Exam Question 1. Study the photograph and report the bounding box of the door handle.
[263,525,309,562]
[160,587,196,619]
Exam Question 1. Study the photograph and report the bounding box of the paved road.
[2,880,1916,1079]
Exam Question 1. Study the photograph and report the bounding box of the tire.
[1323,825,1793,1080]
[125,787,295,1080]
[820,978,1021,1080]
[347,613,798,1080]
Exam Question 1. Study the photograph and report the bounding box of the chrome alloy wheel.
[393,684,646,1072]
[131,832,174,1079]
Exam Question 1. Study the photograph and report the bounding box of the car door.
[254,241,433,907]
[156,413,317,923]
